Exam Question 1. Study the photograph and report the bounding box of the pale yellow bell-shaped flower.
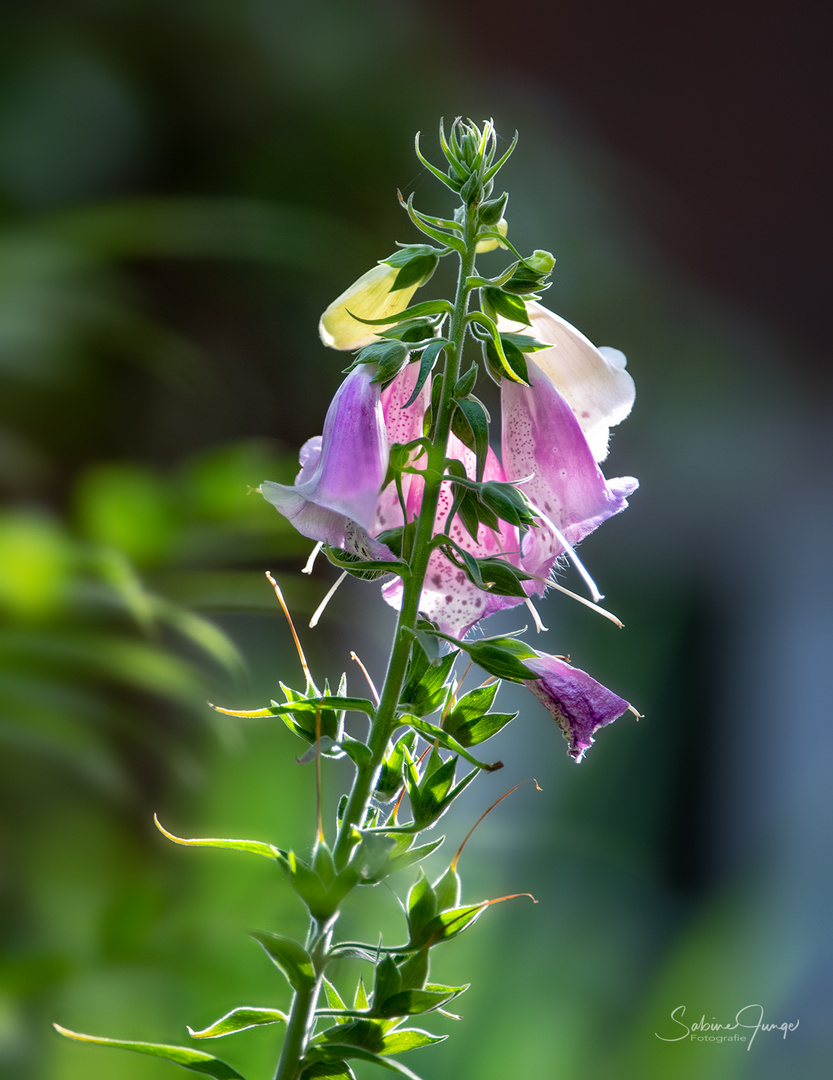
[318,264,420,351]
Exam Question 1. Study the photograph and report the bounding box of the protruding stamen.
[309,571,348,629]
[351,651,380,706]
[525,598,548,633]
[265,571,314,689]
[532,507,603,602]
[547,581,623,628]
[303,542,323,575]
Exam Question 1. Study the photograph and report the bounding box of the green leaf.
[406,871,438,938]
[481,286,530,325]
[301,1062,356,1080]
[372,957,401,1010]
[361,836,445,883]
[349,298,453,327]
[377,988,459,1018]
[250,931,315,992]
[445,711,517,748]
[418,904,488,946]
[460,635,539,681]
[399,645,456,718]
[404,339,446,406]
[403,716,503,771]
[188,1007,287,1039]
[154,816,283,862]
[323,978,349,1022]
[380,1029,447,1055]
[52,1025,246,1079]
[451,397,489,483]
[307,1043,425,1080]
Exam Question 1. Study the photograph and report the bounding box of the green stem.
[275,196,481,1080]
[332,204,479,868]
[273,921,332,1080]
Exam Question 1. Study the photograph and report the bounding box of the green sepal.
[411,903,487,948]
[432,865,461,912]
[353,978,369,1011]
[478,191,509,226]
[451,397,489,484]
[404,339,447,407]
[483,334,529,385]
[351,340,410,386]
[377,988,460,1018]
[396,948,429,992]
[501,330,551,353]
[347,298,453,327]
[153,816,285,863]
[479,480,537,529]
[188,1007,287,1039]
[52,1025,246,1079]
[500,251,555,294]
[400,643,456,717]
[324,545,409,582]
[444,708,517,748]
[454,365,478,398]
[251,931,316,992]
[457,634,539,681]
[402,716,503,772]
[323,978,349,1022]
[378,1028,447,1053]
[381,245,442,292]
[374,730,417,801]
[438,542,534,599]
[399,188,467,253]
[372,956,402,1010]
[300,1062,356,1080]
[356,832,445,885]
[404,751,477,829]
[305,1042,424,1080]
[406,870,437,941]
[481,286,530,325]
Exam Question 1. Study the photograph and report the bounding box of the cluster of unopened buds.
[56,118,640,1080]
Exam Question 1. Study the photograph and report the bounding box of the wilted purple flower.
[260,364,391,558]
[523,652,633,761]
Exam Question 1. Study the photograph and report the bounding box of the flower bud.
[319,264,421,351]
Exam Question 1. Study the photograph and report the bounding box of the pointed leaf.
[377,988,459,1018]
[188,1007,287,1039]
[380,1029,447,1055]
[403,717,503,771]
[301,1062,356,1080]
[154,816,284,863]
[53,1025,246,1079]
[251,931,315,991]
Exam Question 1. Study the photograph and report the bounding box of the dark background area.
[1,2,829,1078]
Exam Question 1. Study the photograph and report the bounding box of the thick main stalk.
[273,202,480,1079]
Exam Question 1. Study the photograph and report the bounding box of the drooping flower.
[522,651,632,761]
[499,299,635,462]
[319,264,422,352]
[501,357,637,593]
[260,364,391,557]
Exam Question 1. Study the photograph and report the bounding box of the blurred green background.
[1,2,829,1078]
